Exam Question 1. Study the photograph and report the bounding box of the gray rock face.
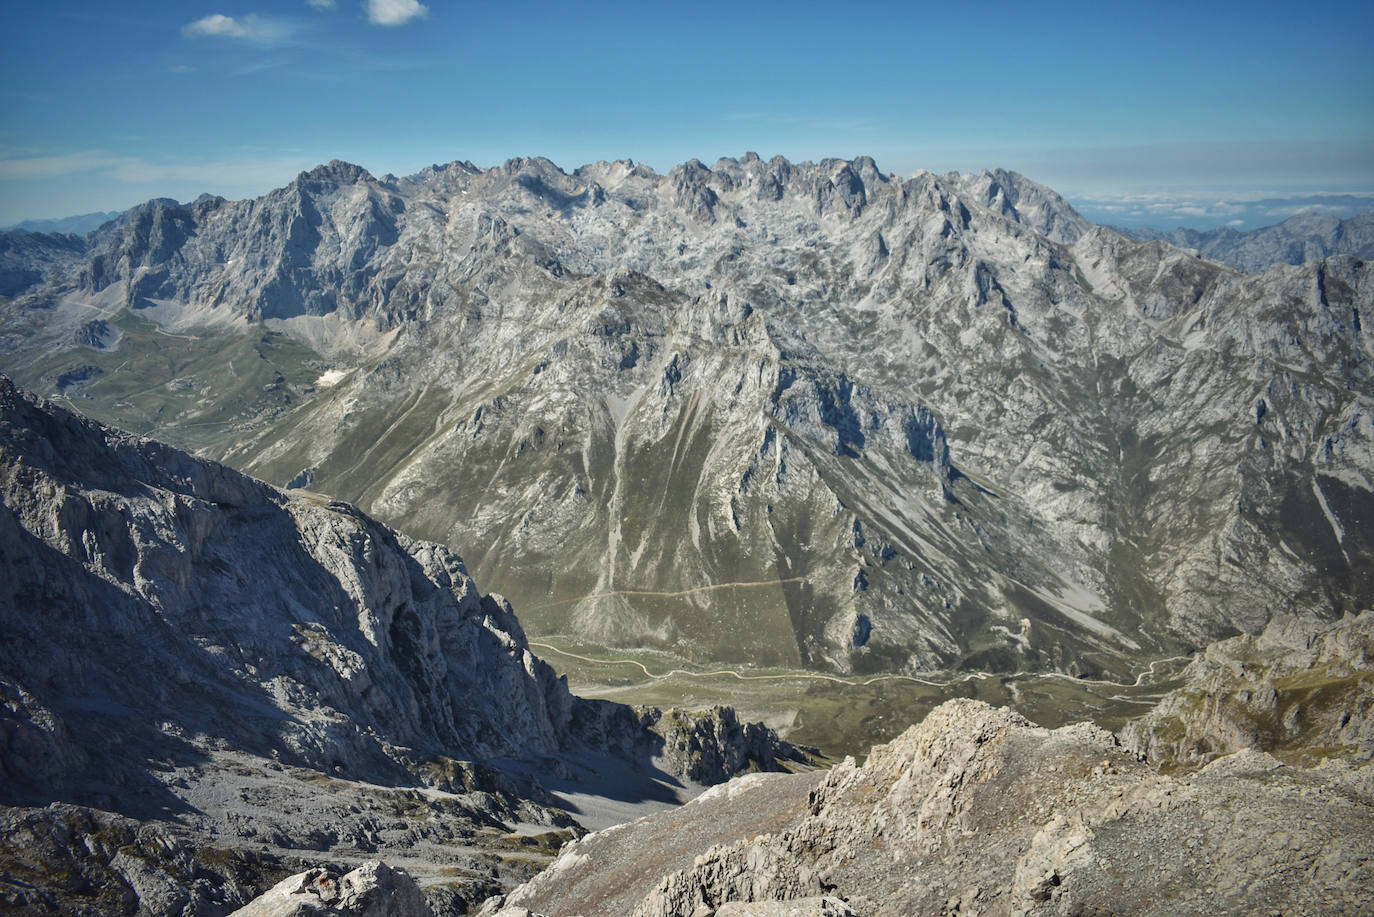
[0,803,278,915]
[507,699,1374,917]
[712,899,856,917]
[231,861,430,917]
[2,156,1371,678]
[1120,210,1374,272]
[0,377,799,915]
[637,706,805,785]
[0,376,579,796]
[1121,610,1374,767]
[0,229,86,299]
[0,372,581,912]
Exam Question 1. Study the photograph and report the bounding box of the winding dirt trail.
[521,577,807,611]
[529,641,1190,693]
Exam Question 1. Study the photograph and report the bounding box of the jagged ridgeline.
[2,156,1371,677]
[1118,211,1374,273]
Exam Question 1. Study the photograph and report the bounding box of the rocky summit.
[1121,609,1374,766]
[466,612,1374,917]
[486,690,1374,916]
[1,155,1369,679]
[0,378,802,915]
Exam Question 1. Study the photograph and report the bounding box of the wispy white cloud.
[1074,188,1374,209]
[365,0,428,26]
[0,149,320,191]
[307,0,336,8]
[1,150,358,225]
[229,58,292,77]
[0,151,125,180]
[181,13,294,45]
[104,156,316,186]
[182,13,241,37]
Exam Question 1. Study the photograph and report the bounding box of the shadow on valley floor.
[502,744,689,832]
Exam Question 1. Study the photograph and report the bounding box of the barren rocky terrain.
[1122,609,1374,767]
[212,614,1374,916]
[484,615,1374,916]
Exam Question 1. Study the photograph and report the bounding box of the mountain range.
[1118,210,1374,273]
[0,211,121,237]
[0,155,1370,684]
[1,152,1372,915]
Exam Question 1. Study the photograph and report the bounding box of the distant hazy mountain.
[1,156,1369,682]
[1118,210,1374,272]
[1,210,121,235]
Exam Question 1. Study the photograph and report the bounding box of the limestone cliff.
[0,377,800,915]
[1121,610,1374,767]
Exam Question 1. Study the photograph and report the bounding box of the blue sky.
[2,0,1371,229]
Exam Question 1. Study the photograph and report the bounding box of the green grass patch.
[3,312,327,456]
[532,635,1185,760]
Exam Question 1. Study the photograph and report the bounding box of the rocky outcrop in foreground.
[0,378,800,915]
[492,698,1373,916]
[1121,610,1374,767]
[231,861,429,917]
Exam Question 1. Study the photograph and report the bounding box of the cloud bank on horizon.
[1,0,1370,229]
[1070,191,1374,231]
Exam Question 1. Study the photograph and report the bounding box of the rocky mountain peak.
[950,167,1091,244]
[297,159,376,187]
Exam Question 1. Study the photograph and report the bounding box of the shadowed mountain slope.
[0,377,801,915]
